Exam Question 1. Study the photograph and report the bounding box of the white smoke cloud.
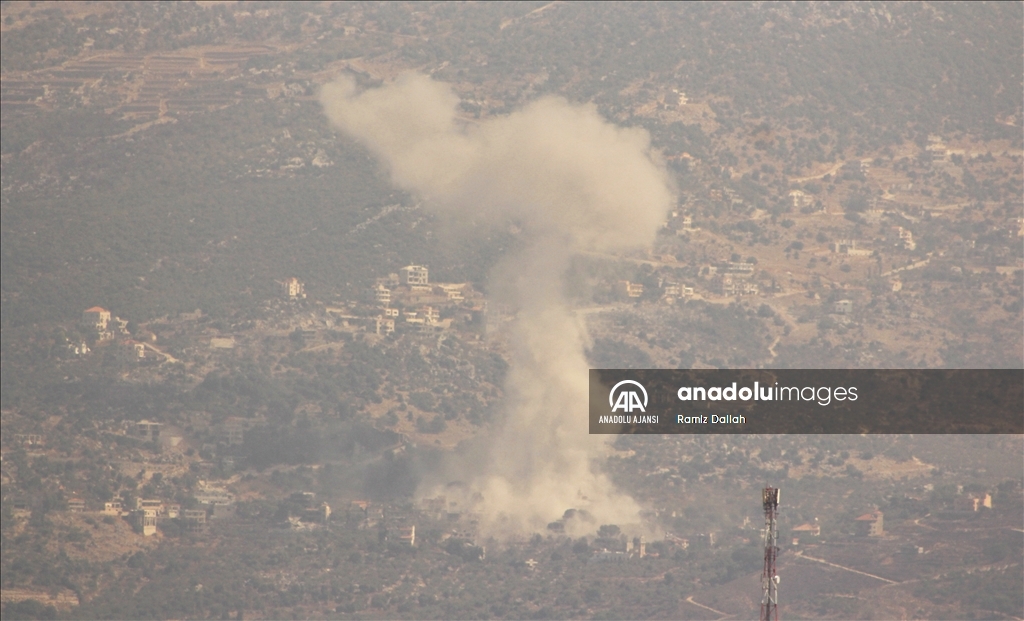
[321,73,674,536]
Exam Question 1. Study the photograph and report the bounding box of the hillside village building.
[789,189,810,209]
[222,417,247,445]
[82,306,111,335]
[400,265,429,286]
[136,498,164,512]
[281,277,306,300]
[830,239,873,256]
[194,481,234,506]
[372,283,392,305]
[398,525,416,546]
[436,284,465,301]
[183,509,207,532]
[419,306,440,324]
[375,316,395,335]
[11,434,44,446]
[135,508,158,536]
[662,282,694,302]
[791,522,821,545]
[890,226,917,250]
[301,502,331,524]
[118,339,146,362]
[136,420,161,443]
[664,210,697,234]
[715,274,758,296]
[855,509,884,537]
[955,493,992,512]
[591,549,627,563]
[179,309,203,321]
[702,261,759,296]
[630,536,646,558]
[67,341,90,356]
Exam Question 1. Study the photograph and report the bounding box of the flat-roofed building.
[135,509,158,536]
[183,509,207,532]
[436,284,465,301]
[375,316,395,335]
[102,499,124,515]
[282,277,306,300]
[136,420,161,442]
[222,417,247,445]
[372,284,391,305]
[789,189,809,208]
[136,498,164,513]
[715,274,758,296]
[400,265,429,286]
[398,525,416,546]
[419,306,440,324]
[12,434,43,446]
[194,482,234,506]
[82,306,111,334]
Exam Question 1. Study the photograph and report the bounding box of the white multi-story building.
[891,226,916,251]
[833,299,853,315]
[715,275,758,296]
[372,283,392,305]
[400,265,429,286]
[398,525,416,546]
[375,316,395,335]
[282,277,306,300]
[194,482,234,506]
[136,420,161,442]
[789,189,809,209]
[662,283,694,300]
[136,509,158,536]
[419,306,440,324]
[436,284,465,301]
[82,306,111,334]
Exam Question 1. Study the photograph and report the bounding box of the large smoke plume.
[321,73,674,536]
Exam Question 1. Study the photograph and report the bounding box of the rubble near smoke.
[321,73,674,536]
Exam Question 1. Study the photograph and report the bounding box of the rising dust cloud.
[321,73,674,537]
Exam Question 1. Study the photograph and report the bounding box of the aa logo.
[609,380,648,413]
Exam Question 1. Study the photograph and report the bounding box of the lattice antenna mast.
[760,486,780,621]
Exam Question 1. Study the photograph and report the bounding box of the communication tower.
[760,486,780,621]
